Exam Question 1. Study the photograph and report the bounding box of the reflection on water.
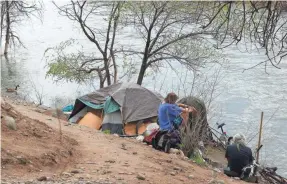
[1,1,287,177]
[1,57,27,93]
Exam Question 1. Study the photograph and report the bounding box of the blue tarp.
[78,96,120,114]
[104,96,120,114]
[79,99,104,109]
[62,105,74,112]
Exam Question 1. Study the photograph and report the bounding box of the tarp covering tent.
[69,83,163,134]
[101,110,123,134]
[178,96,212,141]
[78,112,102,129]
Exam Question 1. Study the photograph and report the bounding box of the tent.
[69,83,163,135]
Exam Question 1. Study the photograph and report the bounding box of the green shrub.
[103,130,111,134]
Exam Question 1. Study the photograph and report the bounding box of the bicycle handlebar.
[216,123,226,129]
[256,144,263,153]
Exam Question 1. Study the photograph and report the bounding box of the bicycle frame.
[209,123,232,149]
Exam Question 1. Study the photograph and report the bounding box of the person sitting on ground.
[224,133,253,177]
[158,92,196,131]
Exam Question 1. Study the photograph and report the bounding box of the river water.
[1,1,286,176]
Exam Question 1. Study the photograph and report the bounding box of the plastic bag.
[144,123,159,136]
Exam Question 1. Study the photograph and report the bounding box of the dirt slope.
[1,99,79,181]
[1,98,245,184]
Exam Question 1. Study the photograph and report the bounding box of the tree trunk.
[100,81,104,88]
[0,2,5,44]
[137,61,147,85]
[137,24,152,85]
[98,70,104,88]
[103,57,111,86]
[4,1,10,57]
[111,51,117,83]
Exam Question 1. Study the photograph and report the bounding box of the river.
[1,1,286,177]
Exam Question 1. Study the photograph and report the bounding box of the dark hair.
[164,92,178,104]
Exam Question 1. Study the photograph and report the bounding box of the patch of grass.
[103,130,111,134]
[17,157,28,165]
[178,143,184,149]
[191,150,206,166]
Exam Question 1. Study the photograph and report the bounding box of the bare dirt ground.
[1,97,245,184]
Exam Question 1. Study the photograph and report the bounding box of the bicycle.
[209,122,233,149]
[243,145,287,184]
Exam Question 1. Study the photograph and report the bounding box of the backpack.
[152,130,169,150]
[240,164,258,182]
[151,129,181,153]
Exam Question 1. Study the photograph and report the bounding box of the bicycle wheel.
[260,171,286,184]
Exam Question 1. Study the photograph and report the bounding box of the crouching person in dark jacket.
[224,133,253,178]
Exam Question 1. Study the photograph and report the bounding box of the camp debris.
[62,104,74,115]
[68,82,163,136]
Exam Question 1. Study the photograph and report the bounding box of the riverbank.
[1,96,247,184]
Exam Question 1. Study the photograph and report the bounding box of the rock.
[170,172,176,176]
[208,179,225,184]
[137,173,146,180]
[24,180,34,184]
[62,172,72,177]
[5,116,16,130]
[188,175,194,179]
[105,160,116,163]
[37,176,47,181]
[136,135,144,142]
[102,170,112,174]
[173,166,181,171]
[121,143,127,150]
[217,180,225,184]
[213,168,221,173]
[22,132,29,136]
[16,156,28,165]
[132,152,137,155]
[70,169,80,174]
[169,148,180,154]
[78,176,84,180]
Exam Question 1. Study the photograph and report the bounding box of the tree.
[47,1,287,87]
[123,1,287,85]
[0,1,42,57]
[121,2,220,85]
[195,1,287,70]
[46,1,223,87]
[48,1,122,88]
